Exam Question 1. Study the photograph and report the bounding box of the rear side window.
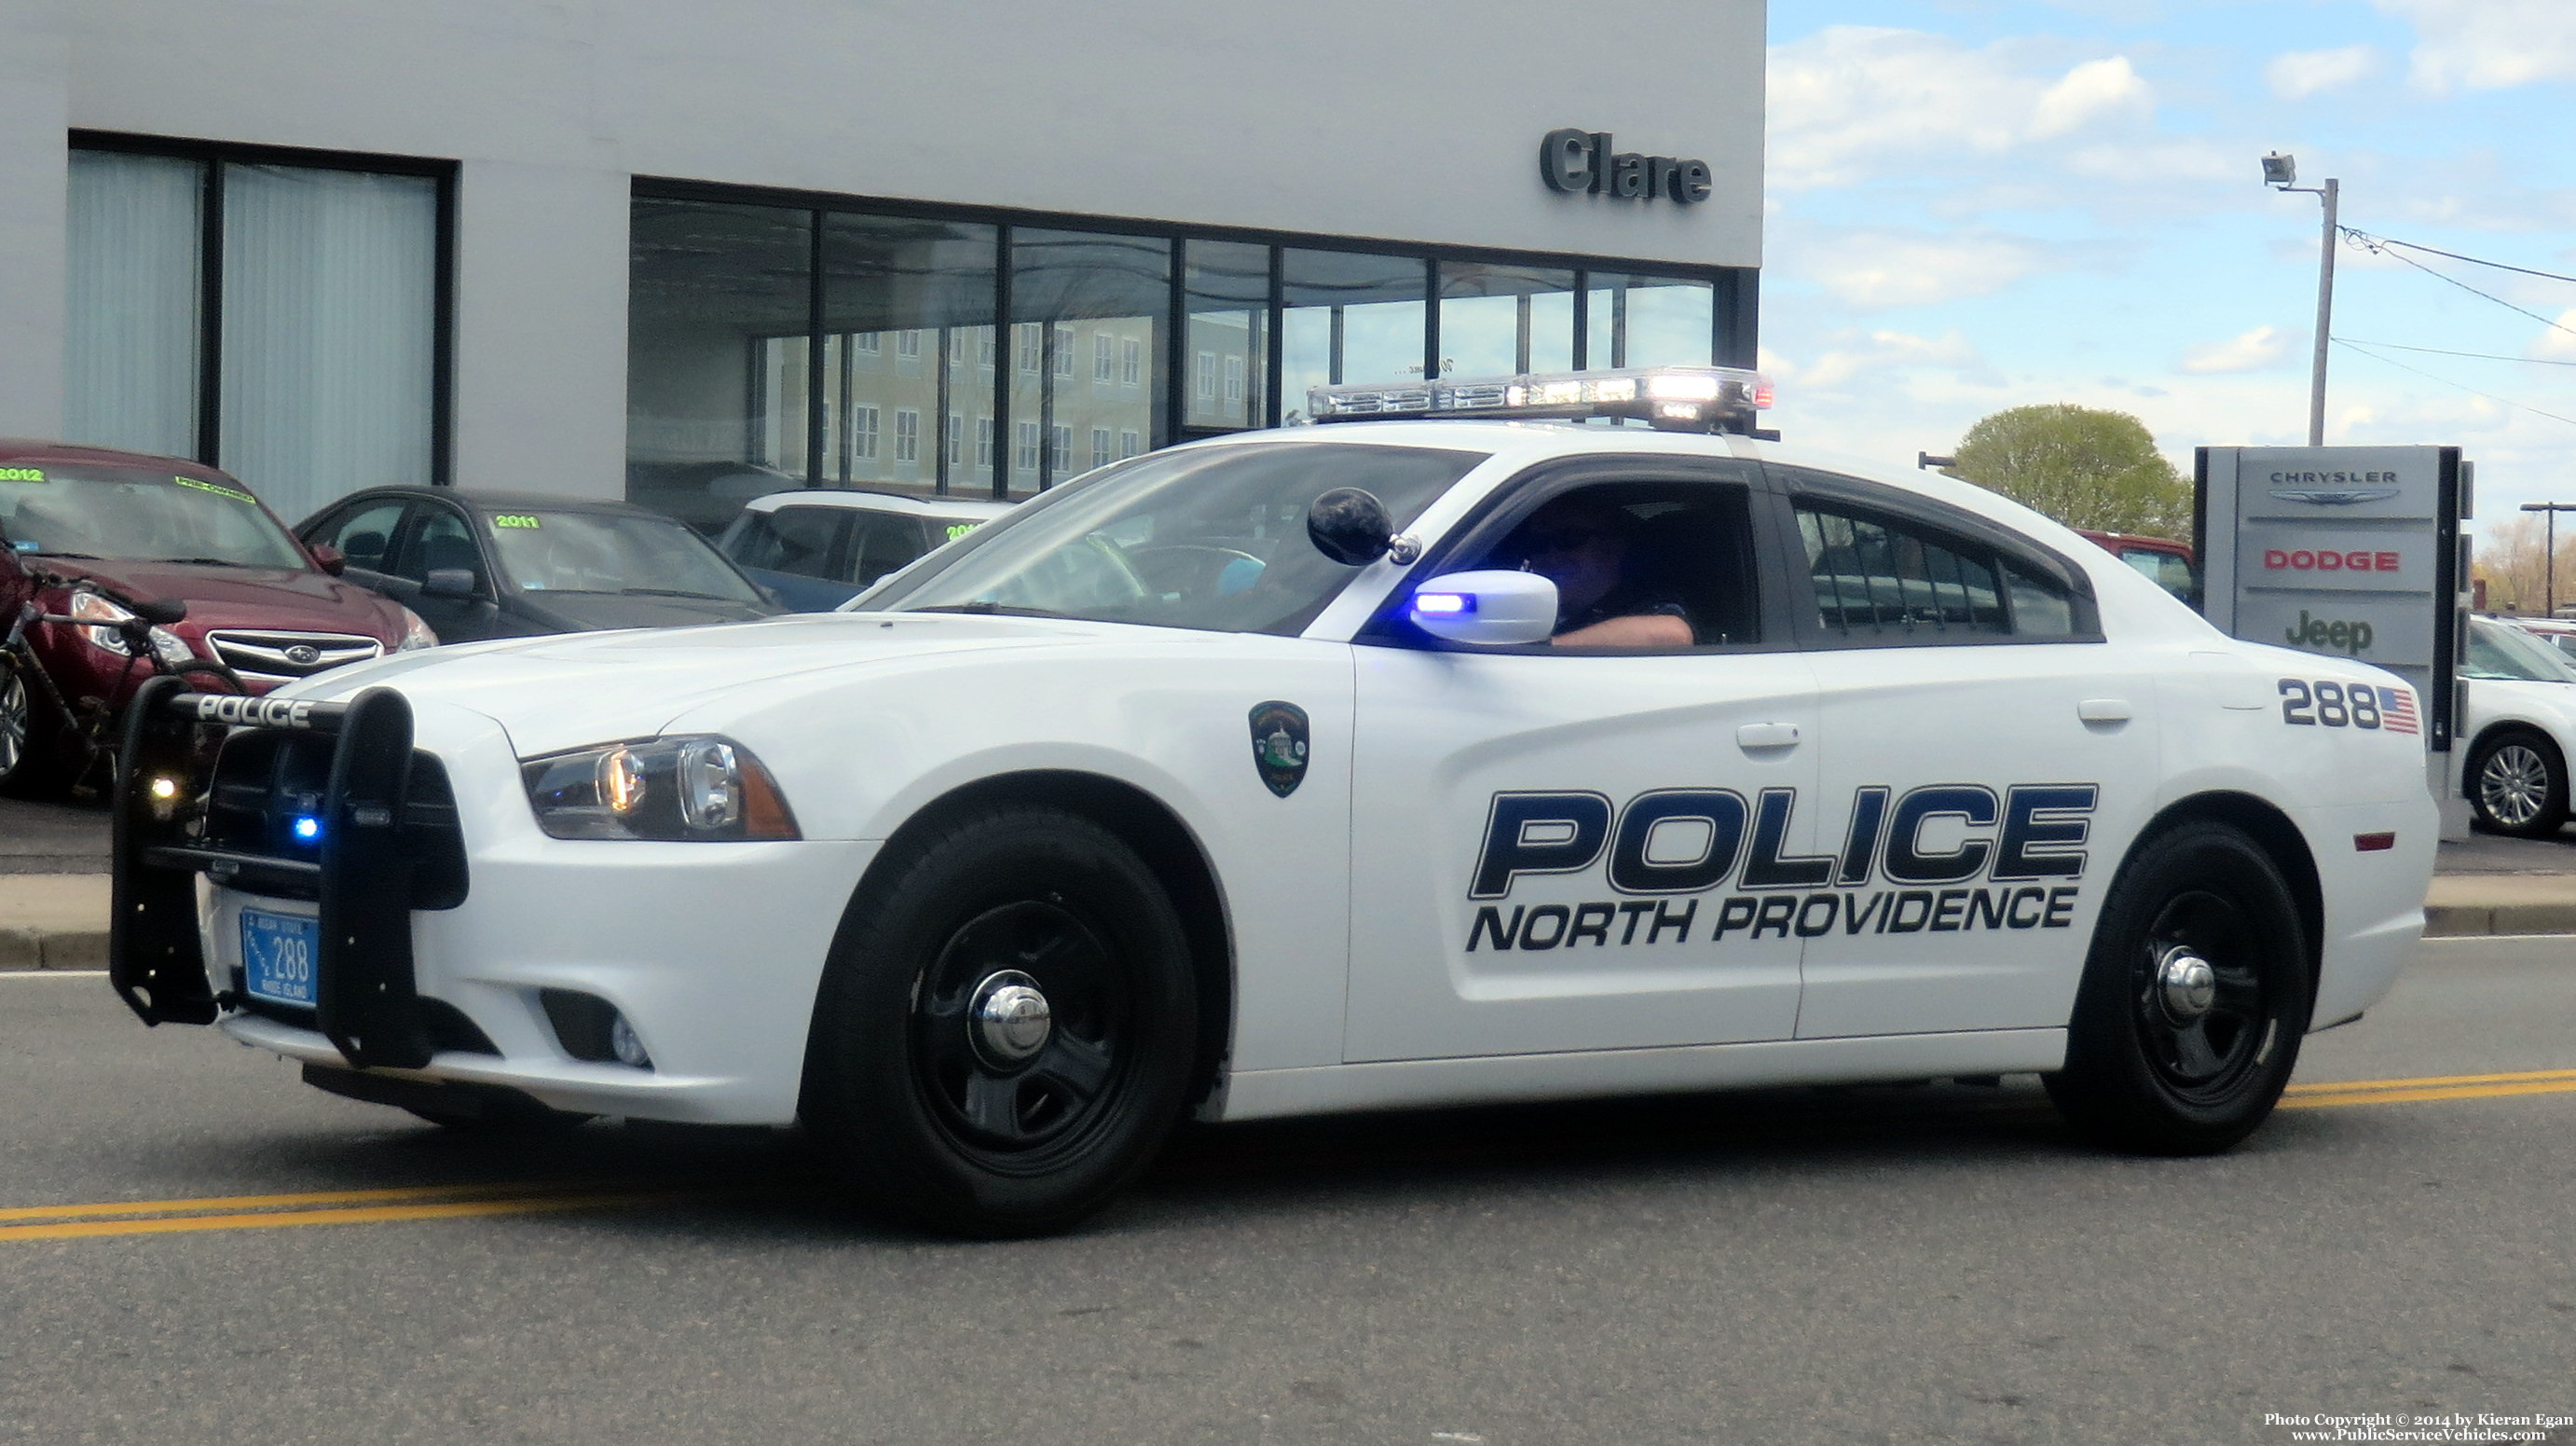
[1795,501,2082,642]
[721,505,847,580]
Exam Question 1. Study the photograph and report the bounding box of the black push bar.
[109,678,453,1070]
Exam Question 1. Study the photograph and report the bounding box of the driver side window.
[312,500,407,574]
[394,506,487,592]
[1457,478,1763,650]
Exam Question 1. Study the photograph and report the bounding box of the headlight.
[519,737,800,841]
[66,591,194,666]
[394,606,438,652]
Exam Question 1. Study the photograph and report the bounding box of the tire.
[2045,820,2313,1155]
[2466,729,2566,839]
[0,656,70,800]
[801,806,1199,1237]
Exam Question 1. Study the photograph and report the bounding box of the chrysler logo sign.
[1540,129,1712,204]
[2266,469,2404,506]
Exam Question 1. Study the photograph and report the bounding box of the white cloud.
[2536,309,2576,362]
[1791,328,1992,391]
[2181,325,2293,375]
[1795,231,2048,310]
[1768,27,2158,189]
[2264,44,2382,99]
[2375,0,2576,91]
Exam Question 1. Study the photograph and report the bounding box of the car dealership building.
[0,0,1764,529]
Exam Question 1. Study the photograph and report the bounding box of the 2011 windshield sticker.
[0,467,43,483]
[493,514,542,530]
[173,475,255,504]
[944,522,979,542]
[1463,782,2096,951]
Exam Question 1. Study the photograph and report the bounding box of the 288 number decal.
[2280,678,2381,729]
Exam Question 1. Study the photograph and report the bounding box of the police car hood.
[277,613,1106,756]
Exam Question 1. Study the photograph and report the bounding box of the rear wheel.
[2467,729,2566,838]
[802,806,1198,1237]
[2046,821,2312,1155]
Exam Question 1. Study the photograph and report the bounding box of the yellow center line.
[2281,1078,2576,1110]
[0,1190,706,1243]
[0,1178,627,1225]
[2284,1066,2576,1095]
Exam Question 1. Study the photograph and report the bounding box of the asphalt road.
[2,941,2572,1446]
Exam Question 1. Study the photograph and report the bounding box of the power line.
[2334,337,2576,367]
[2343,229,2576,340]
[2333,338,2576,429]
[2358,233,2576,287]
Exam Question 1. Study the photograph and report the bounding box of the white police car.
[109,367,2437,1235]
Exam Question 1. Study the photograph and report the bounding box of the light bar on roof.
[1304,365,1774,434]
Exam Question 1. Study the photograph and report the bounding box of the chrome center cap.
[2156,946,2218,1023]
[969,970,1052,1067]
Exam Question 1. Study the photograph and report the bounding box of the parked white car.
[718,489,1013,612]
[2460,615,2576,836]
[110,368,2438,1235]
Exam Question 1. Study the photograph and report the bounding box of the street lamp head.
[2261,152,2297,187]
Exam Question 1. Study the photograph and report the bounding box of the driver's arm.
[1552,613,1693,648]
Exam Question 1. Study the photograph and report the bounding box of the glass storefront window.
[1007,228,1167,497]
[627,200,813,531]
[65,151,203,460]
[1436,262,1575,379]
[1183,240,1269,433]
[1281,250,1427,422]
[819,213,997,498]
[1584,272,1715,370]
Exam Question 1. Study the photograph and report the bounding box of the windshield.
[0,463,306,569]
[2466,619,2576,683]
[487,509,765,603]
[863,441,1486,635]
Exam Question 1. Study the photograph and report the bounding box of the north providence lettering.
[1465,784,2096,951]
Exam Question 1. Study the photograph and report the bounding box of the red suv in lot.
[0,441,431,793]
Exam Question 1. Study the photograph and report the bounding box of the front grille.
[198,729,468,908]
[206,629,382,683]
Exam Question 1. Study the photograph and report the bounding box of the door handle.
[1736,722,1802,751]
[2077,698,2133,724]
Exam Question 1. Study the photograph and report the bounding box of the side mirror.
[423,568,479,599]
[130,597,188,627]
[1407,570,1559,646]
[308,543,347,576]
[1308,488,1394,566]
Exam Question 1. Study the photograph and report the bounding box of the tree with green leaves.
[1942,404,2191,539]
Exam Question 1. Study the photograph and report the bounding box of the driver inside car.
[1507,493,1693,648]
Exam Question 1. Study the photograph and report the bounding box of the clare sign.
[2197,446,2468,751]
[1539,130,1712,204]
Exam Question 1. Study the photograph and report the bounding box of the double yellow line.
[2281,1066,2576,1111]
[0,1178,695,1243]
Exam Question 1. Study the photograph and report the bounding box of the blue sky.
[1761,0,2576,534]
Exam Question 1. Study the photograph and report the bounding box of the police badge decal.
[1248,701,1310,798]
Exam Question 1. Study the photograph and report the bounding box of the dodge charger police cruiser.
[107,367,2437,1236]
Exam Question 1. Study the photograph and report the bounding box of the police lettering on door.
[1464,783,2098,951]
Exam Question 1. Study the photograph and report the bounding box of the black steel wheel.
[2047,820,2311,1155]
[2467,729,2566,838]
[802,805,1198,1236]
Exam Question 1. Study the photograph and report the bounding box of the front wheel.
[2467,729,2566,838]
[2046,821,2312,1155]
[0,655,69,799]
[801,806,1199,1236]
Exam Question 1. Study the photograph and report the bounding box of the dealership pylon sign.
[2196,446,2469,751]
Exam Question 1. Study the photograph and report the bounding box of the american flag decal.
[2379,685,2418,736]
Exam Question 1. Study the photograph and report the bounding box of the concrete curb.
[0,928,108,971]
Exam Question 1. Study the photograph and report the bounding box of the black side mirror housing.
[422,568,479,599]
[1308,488,1395,566]
[130,597,188,627]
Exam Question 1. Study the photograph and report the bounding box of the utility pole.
[2262,155,2339,445]
[2521,503,2576,617]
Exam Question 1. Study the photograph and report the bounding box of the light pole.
[2521,503,2576,617]
[2262,153,2338,446]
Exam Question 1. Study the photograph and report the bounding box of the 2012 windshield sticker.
[1463,783,2096,951]
[173,475,255,503]
[0,467,43,483]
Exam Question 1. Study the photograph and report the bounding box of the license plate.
[240,909,320,1008]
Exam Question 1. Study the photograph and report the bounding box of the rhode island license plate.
[240,909,320,1008]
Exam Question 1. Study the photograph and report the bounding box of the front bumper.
[111,679,877,1124]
